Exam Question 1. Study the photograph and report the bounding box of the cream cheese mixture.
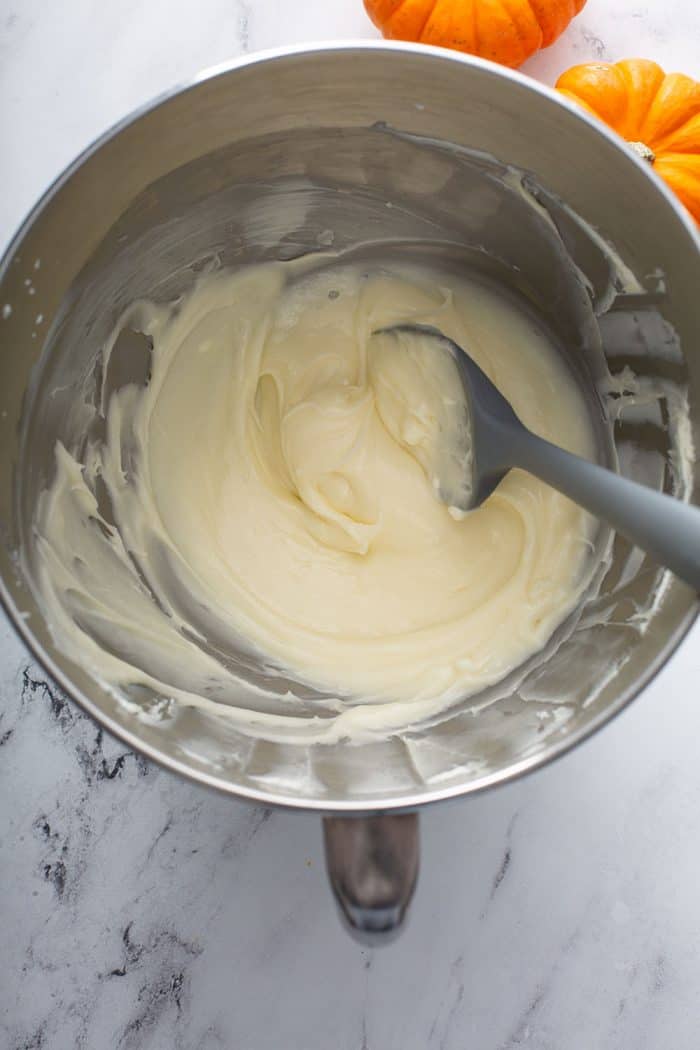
[33,259,599,739]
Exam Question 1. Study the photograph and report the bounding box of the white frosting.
[32,259,599,741]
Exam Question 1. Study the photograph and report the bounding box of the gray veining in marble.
[2,1,700,1047]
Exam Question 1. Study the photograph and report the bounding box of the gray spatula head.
[373,323,517,512]
[374,323,700,590]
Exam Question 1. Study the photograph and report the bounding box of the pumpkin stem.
[629,141,656,164]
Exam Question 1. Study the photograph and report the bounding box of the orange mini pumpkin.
[557,59,700,223]
[364,0,587,69]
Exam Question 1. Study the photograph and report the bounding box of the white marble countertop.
[2,1,700,1047]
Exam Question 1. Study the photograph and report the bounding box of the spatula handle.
[514,431,700,591]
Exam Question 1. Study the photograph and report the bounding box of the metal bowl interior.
[1,43,699,811]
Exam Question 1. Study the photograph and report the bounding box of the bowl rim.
[1,40,699,813]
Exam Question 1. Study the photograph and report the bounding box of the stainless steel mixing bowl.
[1,43,699,938]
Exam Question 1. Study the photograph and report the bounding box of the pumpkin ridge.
[387,0,434,40]
[527,0,568,47]
[520,0,542,41]
[618,61,662,146]
[654,153,700,176]
[364,0,404,29]
[642,85,700,151]
[653,155,700,221]
[556,64,630,133]
[408,0,436,42]
[495,0,543,61]
[533,0,583,46]
[653,112,700,156]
